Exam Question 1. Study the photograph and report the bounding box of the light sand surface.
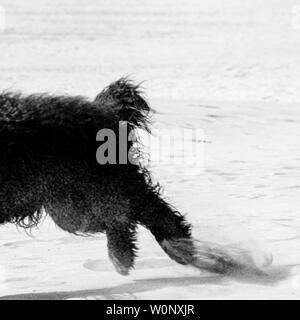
[0,0,299,299]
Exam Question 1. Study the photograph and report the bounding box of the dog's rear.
[0,79,253,276]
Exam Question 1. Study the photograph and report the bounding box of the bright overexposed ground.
[0,0,299,299]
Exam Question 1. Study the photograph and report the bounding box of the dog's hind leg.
[133,188,259,275]
[105,221,137,275]
[131,187,195,266]
[144,210,195,266]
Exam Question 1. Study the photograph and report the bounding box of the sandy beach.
[0,0,299,299]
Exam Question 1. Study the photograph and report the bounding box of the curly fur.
[0,78,198,275]
[0,78,262,276]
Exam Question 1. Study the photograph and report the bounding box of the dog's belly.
[0,158,133,234]
[44,188,131,235]
[44,201,106,234]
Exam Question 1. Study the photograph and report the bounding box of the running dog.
[0,79,254,275]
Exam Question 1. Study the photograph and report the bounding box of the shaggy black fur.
[0,78,194,275]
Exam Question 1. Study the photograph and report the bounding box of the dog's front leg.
[105,221,137,275]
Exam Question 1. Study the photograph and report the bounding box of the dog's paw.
[108,251,131,276]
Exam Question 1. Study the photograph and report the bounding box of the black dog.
[0,79,250,275]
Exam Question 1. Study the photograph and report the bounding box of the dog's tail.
[94,78,151,132]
